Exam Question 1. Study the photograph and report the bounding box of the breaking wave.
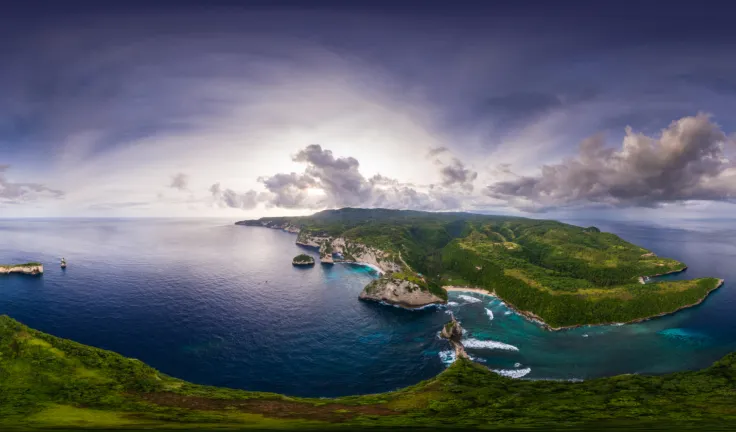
[438,350,456,365]
[458,295,482,303]
[485,308,494,320]
[462,338,519,351]
[492,367,531,378]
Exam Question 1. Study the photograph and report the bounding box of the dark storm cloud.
[485,114,736,211]
[0,165,64,203]
[209,183,261,210]
[440,159,478,190]
[169,173,189,191]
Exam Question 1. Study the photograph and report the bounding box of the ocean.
[1,218,734,396]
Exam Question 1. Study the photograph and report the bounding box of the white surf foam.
[514,362,522,367]
[462,338,519,351]
[353,262,384,275]
[438,350,456,365]
[504,311,512,316]
[458,295,482,303]
[447,301,459,306]
[485,308,494,320]
[492,368,531,378]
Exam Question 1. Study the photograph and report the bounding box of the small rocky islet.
[291,254,315,266]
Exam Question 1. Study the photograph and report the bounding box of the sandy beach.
[443,286,494,296]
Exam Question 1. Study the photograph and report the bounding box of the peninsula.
[0,262,43,275]
[1,314,735,430]
[238,208,724,328]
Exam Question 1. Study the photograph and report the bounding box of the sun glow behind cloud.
[2,5,736,219]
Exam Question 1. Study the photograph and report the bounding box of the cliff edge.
[0,263,44,275]
[359,275,446,309]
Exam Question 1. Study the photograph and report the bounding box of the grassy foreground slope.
[2,315,736,431]
[240,208,722,328]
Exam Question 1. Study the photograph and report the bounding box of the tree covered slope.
[240,208,723,328]
[1,315,735,430]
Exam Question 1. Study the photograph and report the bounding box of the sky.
[1,0,735,220]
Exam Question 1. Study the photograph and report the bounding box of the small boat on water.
[60,258,67,269]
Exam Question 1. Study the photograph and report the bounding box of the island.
[0,262,43,275]
[238,208,724,328]
[1,314,735,430]
[291,254,315,266]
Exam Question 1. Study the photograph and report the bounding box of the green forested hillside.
[2,315,736,431]
[240,208,722,328]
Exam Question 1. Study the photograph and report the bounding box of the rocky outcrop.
[440,313,468,359]
[0,264,44,275]
[359,276,446,309]
[319,242,334,265]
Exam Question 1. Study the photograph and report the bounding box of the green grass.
[239,208,721,327]
[0,262,42,268]
[1,314,736,430]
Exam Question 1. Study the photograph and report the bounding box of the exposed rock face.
[319,242,334,265]
[440,313,468,359]
[359,276,446,309]
[0,264,44,275]
[330,237,402,273]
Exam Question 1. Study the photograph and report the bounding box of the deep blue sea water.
[1,218,735,395]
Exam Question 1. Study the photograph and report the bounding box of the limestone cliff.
[0,264,44,275]
[359,276,446,309]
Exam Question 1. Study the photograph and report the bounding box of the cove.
[1,218,734,396]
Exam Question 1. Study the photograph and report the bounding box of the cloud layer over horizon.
[1,2,736,219]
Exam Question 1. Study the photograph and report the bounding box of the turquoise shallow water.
[448,219,736,379]
[1,218,735,394]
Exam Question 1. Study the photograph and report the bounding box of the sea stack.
[441,313,468,360]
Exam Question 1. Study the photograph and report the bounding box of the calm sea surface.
[1,218,734,395]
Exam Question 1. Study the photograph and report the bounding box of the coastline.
[443,278,726,331]
[346,261,385,275]
[639,266,688,284]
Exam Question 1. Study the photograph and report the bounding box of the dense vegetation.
[292,254,315,265]
[1,315,735,430]
[241,208,722,328]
